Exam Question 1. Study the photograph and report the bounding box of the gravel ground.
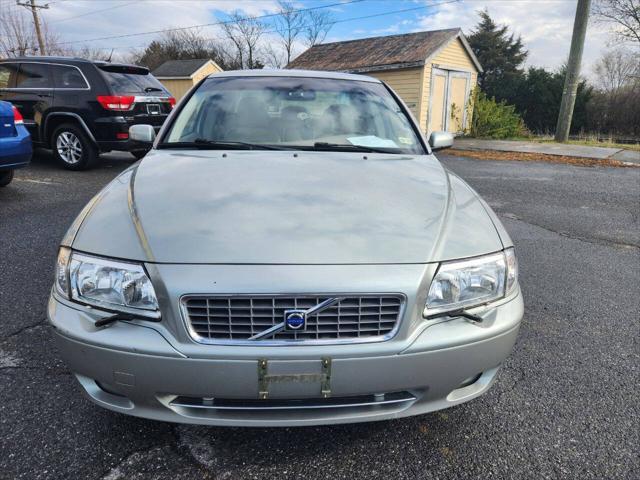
[0,151,638,479]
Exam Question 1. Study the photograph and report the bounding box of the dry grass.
[442,148,639,168]
[535,138,640,152]
[502,135,640,152]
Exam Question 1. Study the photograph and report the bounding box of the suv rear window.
[98,65,167,94]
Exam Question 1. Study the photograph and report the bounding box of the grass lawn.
[502,136,640,152]
[442,148,639,168]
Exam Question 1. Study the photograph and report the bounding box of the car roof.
[0,57,147,71]
[1,56,89,64]
[207,69,381,83]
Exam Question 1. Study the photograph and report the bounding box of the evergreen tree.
[466,10,528,103]
[514,66,592,134]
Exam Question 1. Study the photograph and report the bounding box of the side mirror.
[129,124,156,144]
[428,131,454,150]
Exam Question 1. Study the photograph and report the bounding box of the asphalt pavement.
[0,150,638,479]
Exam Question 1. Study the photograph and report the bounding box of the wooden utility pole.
[554,0,591,142]
[17,0,49,56]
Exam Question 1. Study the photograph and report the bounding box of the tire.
[131,150,148,160]
[51,123,98,171]
[0,170,14,187]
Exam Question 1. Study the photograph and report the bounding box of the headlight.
[425,248,518,316]
[55,249,160,318]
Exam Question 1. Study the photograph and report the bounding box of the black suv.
[0,57,175,170]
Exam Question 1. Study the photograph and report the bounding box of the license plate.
[146,104,161,115]
[257,358,332,399]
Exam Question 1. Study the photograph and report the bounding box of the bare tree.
[0,5,38,57]
[70,45,115,61]
[593,0,640,44]
[132,29,236,70]
[222,21,246,69]
[262,42,286,68]
[222,11,266,69]
[593,47,640,91]
[303,9,334,47]
[0,4,65,57]
[274,0,305,65]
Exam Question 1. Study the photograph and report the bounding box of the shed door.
[429,69,448,132]
[429,68,471,135]
[448,74,469,133]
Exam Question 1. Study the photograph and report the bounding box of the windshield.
[163,76,425,154]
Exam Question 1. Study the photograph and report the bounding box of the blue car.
[0,101,32,187]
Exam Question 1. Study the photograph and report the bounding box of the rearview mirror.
[129,124,156,144]
[428,131,454,150]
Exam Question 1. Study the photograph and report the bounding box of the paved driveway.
[0,151,638,479]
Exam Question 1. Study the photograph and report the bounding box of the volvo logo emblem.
[284,310,306,330]
[249,298,345,340]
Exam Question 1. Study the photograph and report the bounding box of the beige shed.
[153,59,223,100]
[287,28,483,135]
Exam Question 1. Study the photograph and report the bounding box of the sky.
[0,0,622,75]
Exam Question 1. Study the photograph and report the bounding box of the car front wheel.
[0,170,14,187]
[52,124,98,171]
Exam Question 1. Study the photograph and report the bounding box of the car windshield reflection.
[161,76,425,155]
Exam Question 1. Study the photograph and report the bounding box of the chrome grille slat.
[182,294,404,345]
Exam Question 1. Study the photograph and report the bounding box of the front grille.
[182,295,404,344]
[170,391,416,411]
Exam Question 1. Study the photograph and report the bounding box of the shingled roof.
[287,28,481,73]
[152,58,212,78]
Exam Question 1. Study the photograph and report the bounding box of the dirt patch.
[442,148,639,168]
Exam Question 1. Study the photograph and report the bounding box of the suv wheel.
[0,170,14,187]
[52,124,98,170]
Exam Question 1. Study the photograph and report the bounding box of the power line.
[206,0,462,43]
[49,0,137,23]
[56,0,366,45]
[89,0,461,51]
[17,0,49,55]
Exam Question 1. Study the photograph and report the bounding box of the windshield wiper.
[425,309,484,323]
[144,87,163,92]
[311,142,397,154]
[195,139,292,150]
[157,139,289,151]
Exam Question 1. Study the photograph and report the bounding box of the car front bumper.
[49,290,523,427]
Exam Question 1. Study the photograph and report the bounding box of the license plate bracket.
[146,104,161,115]
[258,358,332,399]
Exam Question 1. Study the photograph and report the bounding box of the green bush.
[467,89,527,139]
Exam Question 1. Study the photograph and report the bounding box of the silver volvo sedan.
[48,70,523,427]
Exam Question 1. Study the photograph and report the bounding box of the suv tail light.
[168,97,176,108]
[12,106,24,124]
[97,95,135,111]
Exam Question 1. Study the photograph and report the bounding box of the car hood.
[70,150,505,264]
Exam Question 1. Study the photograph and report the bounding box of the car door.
[9,63,54,142]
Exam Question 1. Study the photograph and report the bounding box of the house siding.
[366,68,424,122]
[432,38,477,71]
[157,62,223,100]
[158,79,193,100]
